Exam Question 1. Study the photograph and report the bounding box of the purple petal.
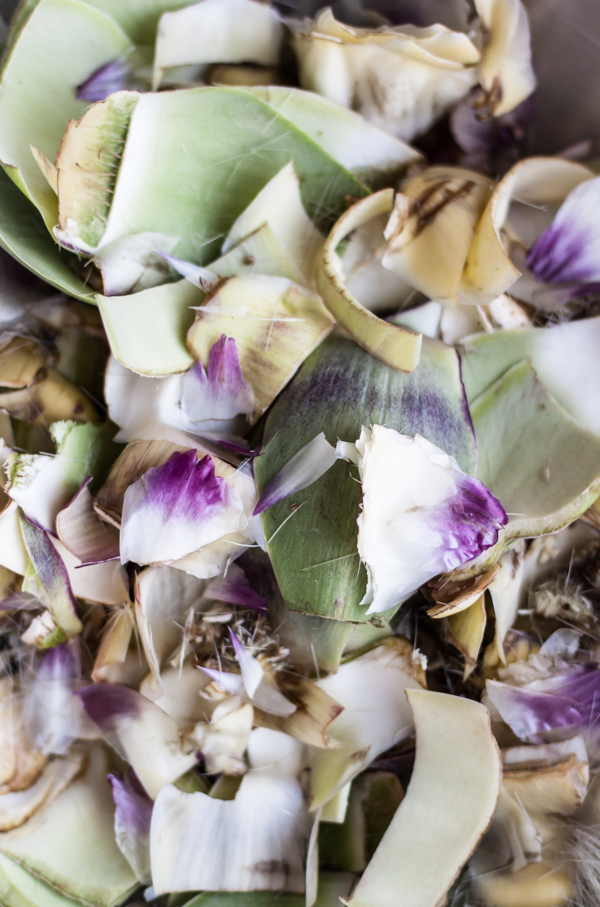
[56,479,121,566]
[181,336,255,426]
[487,680,583,740]
[253,432,337,515]
[0,591,43,611]
[77,684,141,730]
[76,57,131,102]
[108,771,154,882]
[108,772,153,835]
[526,176,600,285]
[431,473,508,573]
[38,642,79,681]
[120,450,244,565]
[204,563,267,613]
[77,684,197,797]
[196,435,262,458]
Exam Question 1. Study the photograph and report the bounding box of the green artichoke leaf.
[0,851,87,907]
[0,0,132,226]
[0,746,137,907]
[245,86,420,189]
[255,336,476,623]
[97,279,199,376]
[453,359,600,579]
[461,316,600,435]
[82,0,193,45]
[57,87,369,263]
[0,166,93,301]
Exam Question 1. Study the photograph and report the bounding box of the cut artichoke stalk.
[152,0,284,90]
[293,9,480,142]
[343,690,501,907]
[381,166,493,305]
[317,190,422,373]
[0,745,138,907]
[460,157,594,306]
[255,335,475,622]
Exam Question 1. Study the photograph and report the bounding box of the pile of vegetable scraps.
[0,0,599,904]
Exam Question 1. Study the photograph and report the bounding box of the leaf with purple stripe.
[527,175,600,286]
[19,512,82,640]
[78,684,197,798]
[108,771,153,883]
[120,450,247,567]
[204,563,267,613]
[181,335,255,427]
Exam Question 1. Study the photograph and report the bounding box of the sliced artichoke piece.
[245,86,420,186]
[97,280,199,376]
[317,190,422,373]
[293,10,479,142]
[0,745,138,907]
[343,690,501,907]
[381,166,493,305]
[454,361,600,579]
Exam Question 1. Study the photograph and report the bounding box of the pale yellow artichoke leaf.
[382,166,492,305]
[343,689,501,907]
[461,157,594,306]
[317,190,422,373]
[187,275,334,419]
